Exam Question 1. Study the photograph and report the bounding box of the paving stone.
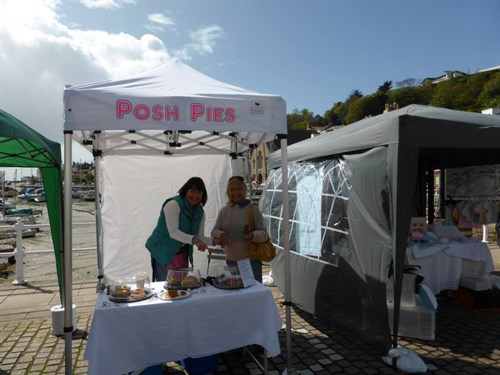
[2,267,500,374]
[329,353,344,362]
[309,363,324,372]
[318,358,333,366]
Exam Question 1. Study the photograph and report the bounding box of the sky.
[0,0,499,180]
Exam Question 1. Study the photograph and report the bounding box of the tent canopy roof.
[0,108,64,301]
[63,59,287,157]
[0,109,61,167]
[269,104,500,169]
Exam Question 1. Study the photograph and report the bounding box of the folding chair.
[206,247,226,275]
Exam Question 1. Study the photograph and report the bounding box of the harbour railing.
[0,221,96,285]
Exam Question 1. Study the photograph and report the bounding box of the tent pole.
[280,137,294,373]
[93,135,105,291]
[63,132,74,375]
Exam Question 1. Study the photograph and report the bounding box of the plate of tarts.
[108,287,154,303]
[158,289,191,301]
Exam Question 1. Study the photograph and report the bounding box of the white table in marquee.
[84,281,282,375]
[406,238,494,295]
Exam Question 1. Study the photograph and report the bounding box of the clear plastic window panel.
[259,159,352,266]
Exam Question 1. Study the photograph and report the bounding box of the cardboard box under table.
[455,287,500,311]
[84,282,282,375]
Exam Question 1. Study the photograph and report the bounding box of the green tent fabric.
[0,109,64,300]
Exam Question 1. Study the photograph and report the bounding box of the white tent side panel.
[98,153,233,283]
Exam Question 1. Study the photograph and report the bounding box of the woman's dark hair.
[178,177,208,206]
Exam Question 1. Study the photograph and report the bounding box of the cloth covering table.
[406,239,494,295]
[84,282,282,375]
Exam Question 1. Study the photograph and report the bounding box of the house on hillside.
[422,70,468,84]
[423,65,499,85]
[478,65,500,73]
[482,108,500,116]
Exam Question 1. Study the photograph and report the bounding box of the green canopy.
[0,108,64,300]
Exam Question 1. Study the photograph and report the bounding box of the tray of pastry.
[158,289,191,301]
[164,269,202,290]
[212,275,244,290]
[209,266,244,290]
[108,286,154,303]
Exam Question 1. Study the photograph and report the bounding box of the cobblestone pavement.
[1,264,499,375]
[1,202,499,374]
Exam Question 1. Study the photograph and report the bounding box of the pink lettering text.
[225,108,235,123]
[116,100,132,118]
[190,103,236,123]
[116,100,179,122]
[134,104,150,120]
[152,105,164,121]
[116,100,234,124]
[165,106,179,121]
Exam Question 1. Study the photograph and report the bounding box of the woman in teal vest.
[146,177,216,281]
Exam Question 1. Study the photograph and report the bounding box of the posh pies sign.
[116,100,237,124]
[64,92,274,132]
[64,60,284,132]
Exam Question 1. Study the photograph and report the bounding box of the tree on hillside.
[396,78,420,88]
[431,77,471,110]
[344,92,387,124]
[324,102,340,126]
[343,98,365,124]
[333,101,351,126]
[388,85,433,108]
[305,70,499,130]
[310,114,326,128]
[477,72,500,109]
[287,108,315,130]
[334,90,364,125]
[324,102,344,126]
[377,80,392,93]
[347,89,363,101]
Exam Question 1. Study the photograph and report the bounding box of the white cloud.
[145,12,176,33]
[0,0,166,163]
[148,13,175,27]
[0,0,224,165]
[174,25,224,61]
[79,0,136,10]
[67,29,170,78]
[0,0,66,46]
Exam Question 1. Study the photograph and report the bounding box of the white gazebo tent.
[62,59,294,374]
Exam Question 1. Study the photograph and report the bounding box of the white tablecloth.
[406,249,463,294]
[84,282,282,375]
[406,240,494,295]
